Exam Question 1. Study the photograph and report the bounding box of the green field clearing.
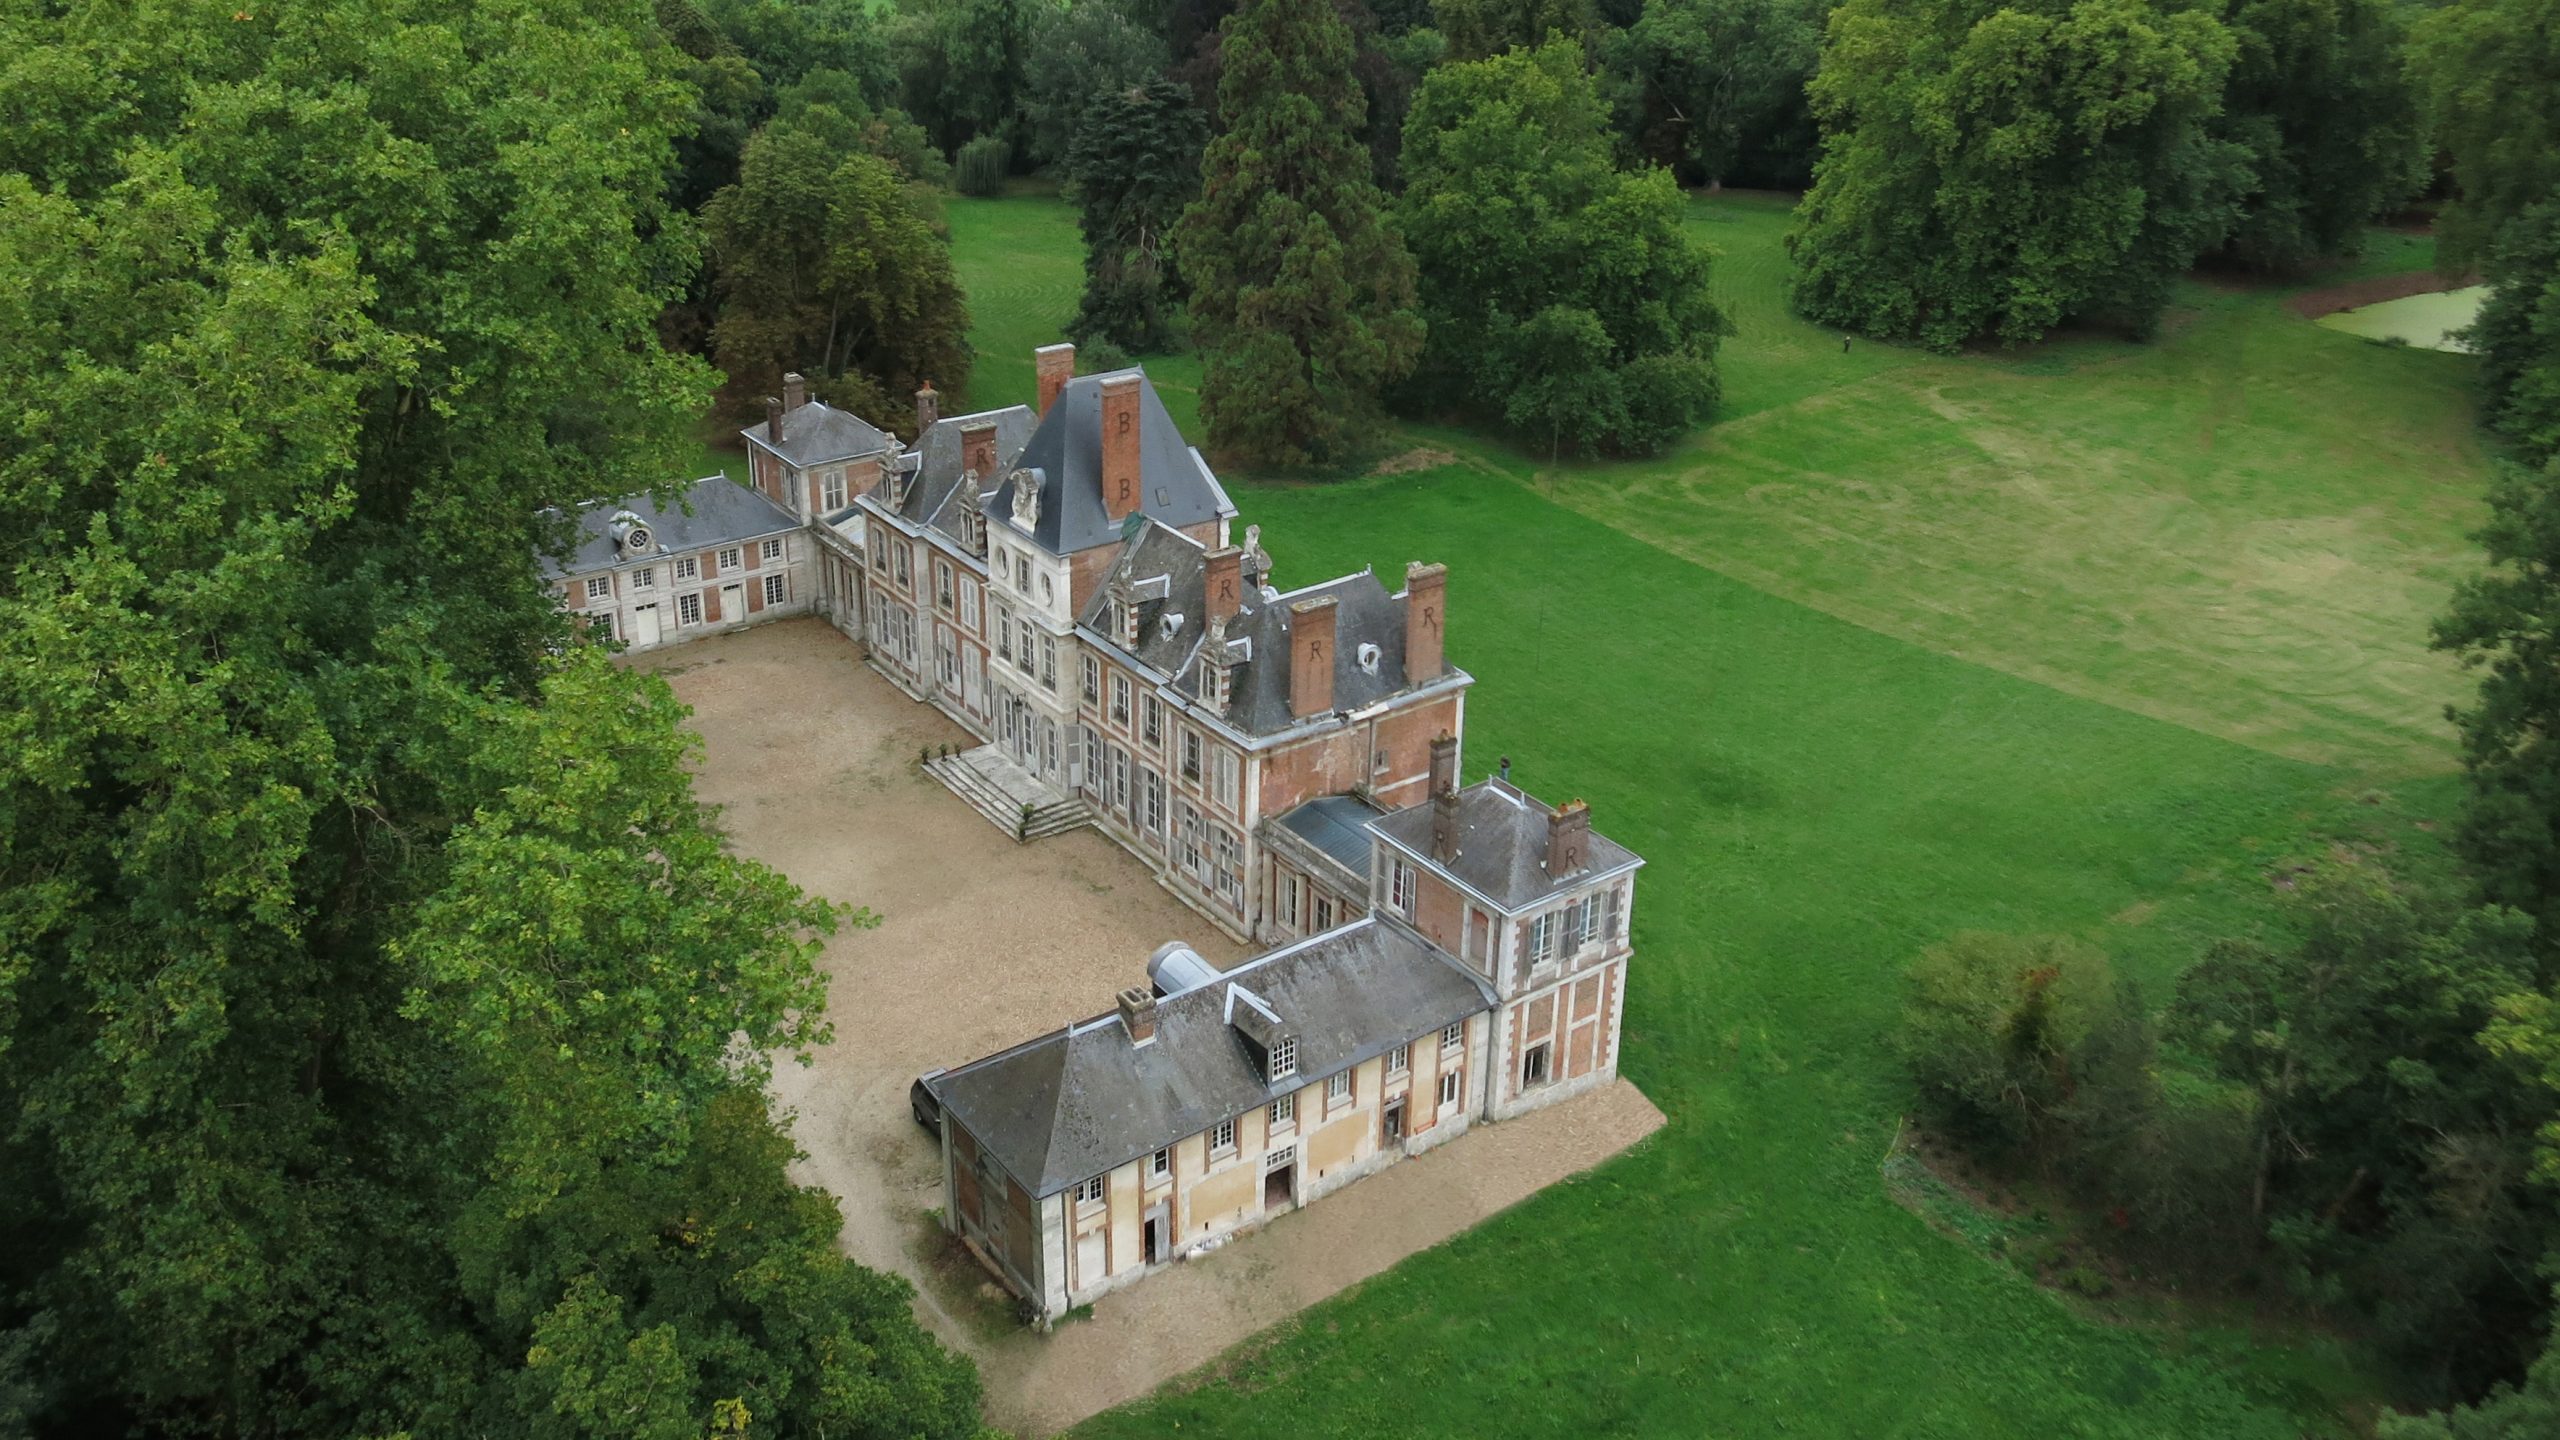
[2317,286,2491,353]
[933,193,2486,1435]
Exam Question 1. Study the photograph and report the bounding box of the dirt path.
[641,618,1665,1435]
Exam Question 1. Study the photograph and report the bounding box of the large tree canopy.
[1788,0,2248,350]
[1067,77,1209,352]
[2209,0,2423,273]
[1176,0,1423,466]
[1397,39,1728,455]
[0,1,986,1433]
[2409,0,2560,272]
[704,121,972,433]
[1604,0,1829,190]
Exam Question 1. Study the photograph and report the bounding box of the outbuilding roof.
[922,916,1493,1198]
[1369,779,1643,914]
[540,474,800,578]
[740,398,893,468]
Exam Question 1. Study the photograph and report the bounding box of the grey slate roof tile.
[740,399,893,467]
[540,475,800,578]
[1369,779,1643,914]
[923,916,1493,1197]
[995,369,1233,555]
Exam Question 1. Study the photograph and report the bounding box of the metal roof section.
[540,474,801,578]
[922,916,1495,1197]
[1369,778,1644,915]
[1271,793,1386,877]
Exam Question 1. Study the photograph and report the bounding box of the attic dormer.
[1224,982,1294,1083]
[607,510,654,559]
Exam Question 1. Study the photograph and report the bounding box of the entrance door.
[632,603,662,648]
[1142,1208,1167,1265]
[1381,1098,1406,1148]
[1263,1148,1296,1212]
[721,584,744,627]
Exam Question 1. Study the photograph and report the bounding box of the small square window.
[632,566,654,590]
[718,546,741,570]
[1210,1119,1236,1153]
[1386,1043,1409,1074]
[1326,1072,1351,1104]
[761,537,784,561]
[584,576,610,601]
[1269,1093,1295,1128]
[1076,1175,1105,1206]
[1524,1042,1552,1088]
[1441,1023,1464,1053]
[1151,1148,1170,1178]
[675,555,698,582]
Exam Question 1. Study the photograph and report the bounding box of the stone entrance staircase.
[925,744,1091,841]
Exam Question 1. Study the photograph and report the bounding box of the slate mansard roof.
[997,369,1234,555]
[1369,778,1644,914]
[874,404,1039,541]
[922,917,1495,1198]
[540,475,801,579]
[741,398,894,468]
[1075,525,1470,741]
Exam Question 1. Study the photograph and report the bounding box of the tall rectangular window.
[935,558,954,613]
[1040,635,1058,690]
[1142,695,1164,746]
[822,470,847,510]
[676,593,703,626]
[1109,674,1131,725]
[763,573,786,607]
[1528,912,1557,967]
[1439,1071,1461,1107]
[1151,1148,1170,1178]
[960,578,980,629]
[1268,1036,1296,1081]
[1212,749,1239,808]
[1083,655,1101,704]
[1390,859,1415,916]
[994,603,1012,661]
[1268,1093,1295,1129]
[1181,730,1202,783]
[1326,1071,1352,1106]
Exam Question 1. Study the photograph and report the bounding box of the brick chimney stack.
[783,371,808,412]
[1035,342,1076,416]
[1203,546,1242,627]
[1429,731,1461,861]
[764,395,784,445]
[1100,373,1142,519]
[1116,985,1157,1044]
[915,380,939,433]
[1404,562,1447,682]
[1546,799,1591,876]
[959,419,998,482]
[1289,596,1337,718]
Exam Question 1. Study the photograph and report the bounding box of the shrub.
[954,135,1009,197]
[1896,932,2114,1155]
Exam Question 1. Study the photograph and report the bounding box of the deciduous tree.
[1022,0,1176,168]
[1788,0,2249,350]
[1604,0,1828,189]
[704,123,973,432]
[1176,0,1423,465]
[2209,0,2425,273]
[1398,39,1727,454]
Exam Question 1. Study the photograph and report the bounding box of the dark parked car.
[909,1072,943,1134]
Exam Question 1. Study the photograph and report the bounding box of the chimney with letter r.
[1289,596,1336,719]
[1204,546,1242,627]
[1546,799,1591,876]
[1036,342,1076,416]
[1404,561,1447,682]
[1101,373,1142,520]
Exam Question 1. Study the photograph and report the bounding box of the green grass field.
[936,193,2495,1436]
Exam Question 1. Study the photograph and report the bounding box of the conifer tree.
[1067,78,1208,353]
[1176,0,1423,466]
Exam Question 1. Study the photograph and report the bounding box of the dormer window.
[1268,1035,1296,1081]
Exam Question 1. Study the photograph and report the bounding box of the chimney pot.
[1035,342,1076,417]
[959,419,998,484]
[1203,546,1243,627]
[764,395,784,445]
[783,372,808,412]
[1546,799,1592,877]
[1288,596,1337,719]
[915,380,939,433]
[1429,732,1461,861]
[1116,985,1157,1044]
[1404,561,1447,683]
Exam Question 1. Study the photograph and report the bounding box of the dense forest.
[5,0,2560,1436]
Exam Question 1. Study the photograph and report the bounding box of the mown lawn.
[937,193,2480,1435]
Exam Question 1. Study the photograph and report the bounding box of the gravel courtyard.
[641,618,1664,1435]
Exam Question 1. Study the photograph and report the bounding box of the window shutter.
[1606,885,1624,941]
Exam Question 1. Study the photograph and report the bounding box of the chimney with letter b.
[1101,374,1142,520]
